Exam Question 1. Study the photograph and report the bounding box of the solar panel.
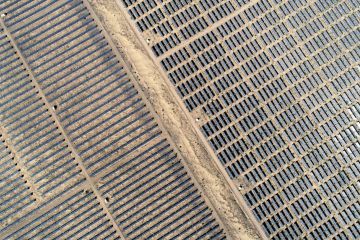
[0,1,225,239]
[118,0,360,239]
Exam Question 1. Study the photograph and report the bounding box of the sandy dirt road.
[88,0,262,239]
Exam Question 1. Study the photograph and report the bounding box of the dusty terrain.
[89,0,261,239]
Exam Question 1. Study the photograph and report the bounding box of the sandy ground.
[88,1,261,239]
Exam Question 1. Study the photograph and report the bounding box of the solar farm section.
[118,0,360,239]
[0,0,228,239]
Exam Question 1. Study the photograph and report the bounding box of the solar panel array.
[0,0,226,239]
[119,0,360,239]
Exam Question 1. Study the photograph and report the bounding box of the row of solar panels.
[0,0,225,239]
[119,0,360,239]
